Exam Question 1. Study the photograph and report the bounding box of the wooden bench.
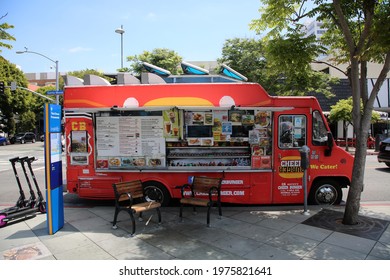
[179,176,222,227]
[112,180,161,236]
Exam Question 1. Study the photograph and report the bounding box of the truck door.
[273,110,309,203]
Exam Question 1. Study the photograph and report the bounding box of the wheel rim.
[0,214,7,227]
[144,186,164,203]
[314,184,338,205]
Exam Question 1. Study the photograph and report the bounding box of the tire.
[143,181,171,206]
[39,202,46,214]
[1,142,5,146]
[385,162,390,168]
[309,179,343,205]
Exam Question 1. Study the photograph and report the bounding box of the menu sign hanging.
[96,116,165,167]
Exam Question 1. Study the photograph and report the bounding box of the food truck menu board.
[96,116,165,169]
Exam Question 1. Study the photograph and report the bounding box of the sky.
[1,0,261,74]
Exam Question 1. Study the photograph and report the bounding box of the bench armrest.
[180,183,193,198]
[117,192,134,206]
[208,186,221,202]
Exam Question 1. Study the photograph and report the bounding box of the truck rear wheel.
[309,179,342,205]
[143,181,171,206]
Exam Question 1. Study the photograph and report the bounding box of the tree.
[0,56,31,135]
[0,13,15,53]
[218,36,338,96]
[18,110,36,133]
[329,97,380,151]
[218,38,268,85]
[250,0,390,224]
[126,48,182,76]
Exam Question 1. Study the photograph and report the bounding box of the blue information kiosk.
[44,104,64,234]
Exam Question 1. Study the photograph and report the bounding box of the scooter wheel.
[0,214,7,228]
[39,203,46,214]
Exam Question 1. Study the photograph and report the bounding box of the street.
[0,142,390,206]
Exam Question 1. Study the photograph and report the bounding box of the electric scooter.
[24,156,46,213]
[0,157,45,228]
[0,157,30,227]
[18,156,37,208]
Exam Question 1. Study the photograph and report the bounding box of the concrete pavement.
[1,201,389,260]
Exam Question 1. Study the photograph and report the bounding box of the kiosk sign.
[44,104,64,234]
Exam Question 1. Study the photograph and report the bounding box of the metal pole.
[16,48,60,105]
[115,25,125,69]
[55,60,59,105]
[302,169,310,215]
[120,30,124,69]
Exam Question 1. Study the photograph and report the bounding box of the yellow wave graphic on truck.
[144,97,213,106]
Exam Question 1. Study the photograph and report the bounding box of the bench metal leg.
[179,203,183,222]
[157,208,162,224]
[129,211,136,236]
[218,202,222,219]
[207,205,211,227]
[112,207,120,229]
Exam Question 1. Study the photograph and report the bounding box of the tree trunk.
[343,58,363,225]
[343,133,368,225]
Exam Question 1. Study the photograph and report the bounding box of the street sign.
[46,90,64,95]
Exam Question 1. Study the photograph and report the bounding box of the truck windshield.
[312,111,328,146]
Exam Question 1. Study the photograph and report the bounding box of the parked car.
[377,137,390,167]
[10,132,36,144]
[0,136,9,146]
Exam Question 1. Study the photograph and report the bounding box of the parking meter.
[299,145,310,170]
[299,145,310,215]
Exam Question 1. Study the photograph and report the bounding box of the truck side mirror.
[325,132,334,156]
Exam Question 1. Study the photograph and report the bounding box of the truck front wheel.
[143,181,171,206]
[309,179,342,205]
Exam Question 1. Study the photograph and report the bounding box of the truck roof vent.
[141,73,167,84]
[63,75,84,86]
[142,62,171,77]
[117,73,141,84]
[220,64,248,82]
[181,61,209,75]
[83,74,111,85]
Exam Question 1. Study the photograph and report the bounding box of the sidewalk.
[1,202,389,260]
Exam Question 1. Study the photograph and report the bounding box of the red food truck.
[63,69,354,206]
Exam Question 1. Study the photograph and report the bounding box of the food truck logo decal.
[278,156,303,178]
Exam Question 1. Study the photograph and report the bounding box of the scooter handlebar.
[27,157,37,163]
[9,157,20,163]
[18,156,29,162]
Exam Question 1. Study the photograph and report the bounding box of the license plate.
[385,146,390,151]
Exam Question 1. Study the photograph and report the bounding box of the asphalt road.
[0,142,389,206]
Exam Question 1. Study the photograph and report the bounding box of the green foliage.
[265,32,337,96]
[218,38,268,85]
[0,56,31,134]
[67,68,106,79]
[126,48,182,76]
[18,110,36,133]
[0,13,16,53]
[330,97,381,125]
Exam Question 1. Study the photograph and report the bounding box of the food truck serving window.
[278,115,306,148]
